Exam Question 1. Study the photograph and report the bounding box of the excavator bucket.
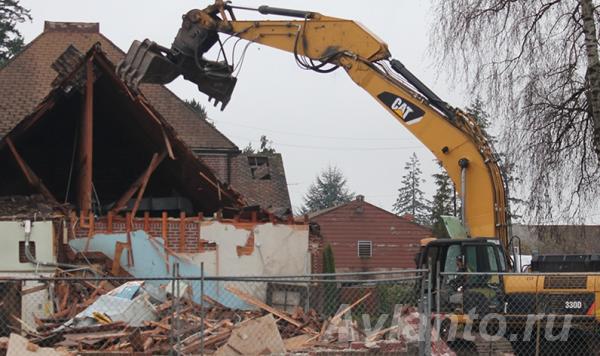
[117,23,237,110]
[116,40,180,90]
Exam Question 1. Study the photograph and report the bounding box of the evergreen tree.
[258,135,275,154]
[184,99,208,120]
[430,161,455,238]
[0,0,31,67]
[393,153,430,225]
[241,135,276,154]
[322,244,339,316]
[465,97,491,131]
[302,166,354,214]
[241,142,254,154]
[322,244,336,274]
[465,99,524,222]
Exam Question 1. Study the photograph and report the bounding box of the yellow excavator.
[116,2,600,354]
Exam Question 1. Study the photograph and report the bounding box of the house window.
[357,240,372,258]
[247,156,271,180]
[266,283,307,313]
[271,289,302,313]
[19,241,35,263]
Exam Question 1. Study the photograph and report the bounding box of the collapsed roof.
[0,21,237,150]
[0,44,246,216]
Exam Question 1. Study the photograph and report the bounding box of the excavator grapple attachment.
[116,40,180,90]
[117,18,237,110]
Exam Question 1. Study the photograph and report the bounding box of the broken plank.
[330,291,372,325]
[66,331,129,342]
[130,152,161,218]
[128,328,144,352]
[111,151,166,213]
[283,334,314,352]
[181,331,231,353]
[59,284,70,312]
[202,294,227,309]
[5,137,59,204]
[366,324,399,342]
[143,321,170,331]
[21,284,47,296]
[225,286,316,334]
[61,321,125,334]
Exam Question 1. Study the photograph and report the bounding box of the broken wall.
[68,220,309,307]
[185,221,309,277]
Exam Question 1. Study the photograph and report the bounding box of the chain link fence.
[0,268,431,355]
[0,270,597,355]
[435,271,600,356]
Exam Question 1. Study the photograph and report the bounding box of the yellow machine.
[117,2,600,353]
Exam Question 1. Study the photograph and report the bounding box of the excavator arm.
[117,2,510,248]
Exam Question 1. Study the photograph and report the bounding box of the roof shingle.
[0,21,237,150]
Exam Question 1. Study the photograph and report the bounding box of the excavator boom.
[117,1,510,249]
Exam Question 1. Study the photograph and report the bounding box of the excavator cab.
[417,239,508,289]
[417,238,509,318]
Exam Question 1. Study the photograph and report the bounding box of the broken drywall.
[68,222,308,308]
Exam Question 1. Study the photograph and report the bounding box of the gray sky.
[19,0,469,213]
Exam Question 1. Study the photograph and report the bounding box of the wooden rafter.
[130,152,160,218]
[111,151,167,214]
[6,137,58,204]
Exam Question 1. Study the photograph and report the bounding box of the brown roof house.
[0,22,308,327]
[309,195,431,274]
[0,21,291,213]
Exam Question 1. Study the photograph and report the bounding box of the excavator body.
[117,2,600,354]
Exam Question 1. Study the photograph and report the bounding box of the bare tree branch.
[430,0,600,223]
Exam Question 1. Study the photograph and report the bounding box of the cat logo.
[377,91,425,124]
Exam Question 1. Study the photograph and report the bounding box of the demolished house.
[0,22,456,355]
[0,22,292,213]
[0,20,313,342]
[0,35,309,271]
[0,24,309,266]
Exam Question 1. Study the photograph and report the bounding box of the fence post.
[200,262,205,355]
[418,270,427,356]
[305,278,311,313]
[435,261,441,340]
[176,263,181,353]
[169,263,176,355]
[425,268,432,355]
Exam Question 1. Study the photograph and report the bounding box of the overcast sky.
[19,0,471,213]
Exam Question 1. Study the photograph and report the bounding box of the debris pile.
[8,278,454,355]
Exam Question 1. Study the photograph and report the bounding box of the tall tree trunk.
[580,0,600,160]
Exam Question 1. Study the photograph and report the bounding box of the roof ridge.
[44,21,99,33]
[90,30,238,151]
[309,198,432,232]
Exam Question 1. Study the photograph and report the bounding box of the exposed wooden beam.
[135,97,175,160]
[111,151,167,214]
[6,137,58,204]
[78,57,94,215]
[130,152,159,218]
